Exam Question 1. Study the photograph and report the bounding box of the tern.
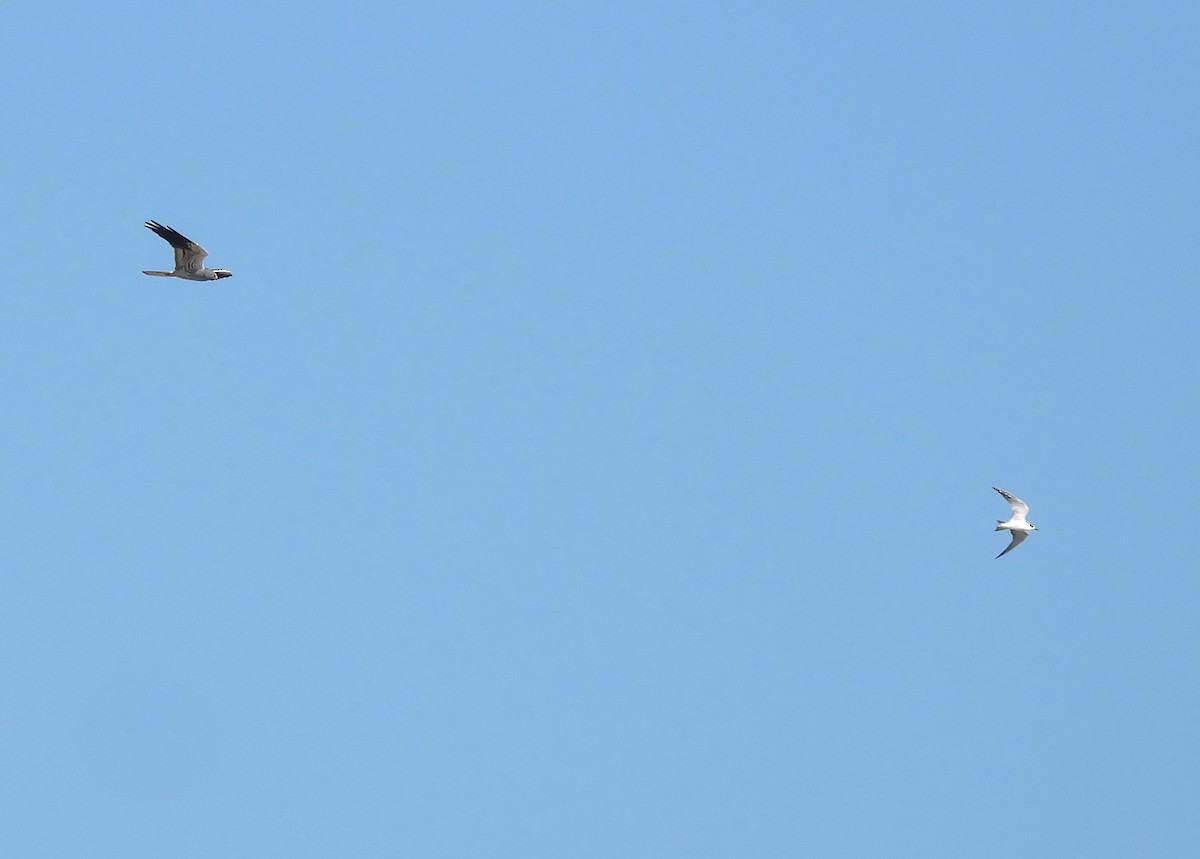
[993,487,1037,558]
[142,221,233,281]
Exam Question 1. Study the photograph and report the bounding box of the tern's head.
[1028,523,1038,531]
[213,269,233,279]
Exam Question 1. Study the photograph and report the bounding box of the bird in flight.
[142,221,233,281]
[993,487,1037,558]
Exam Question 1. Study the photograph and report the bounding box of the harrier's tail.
[142,270,173,277]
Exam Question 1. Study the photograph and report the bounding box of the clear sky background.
[0,1,1196,856]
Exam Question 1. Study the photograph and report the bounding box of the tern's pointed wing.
[145,220,209,271]
[995,529,1028,558]
[993,486,1030,521]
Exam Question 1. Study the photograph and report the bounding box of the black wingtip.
[144,220,192,249]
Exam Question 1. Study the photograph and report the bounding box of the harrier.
[142,221,232,281]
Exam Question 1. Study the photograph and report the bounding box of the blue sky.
[0,1,1197,855]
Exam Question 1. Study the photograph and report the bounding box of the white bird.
[993,487,1037,558]
[142,221,233,281]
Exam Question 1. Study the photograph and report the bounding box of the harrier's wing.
[145,220,209,272]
